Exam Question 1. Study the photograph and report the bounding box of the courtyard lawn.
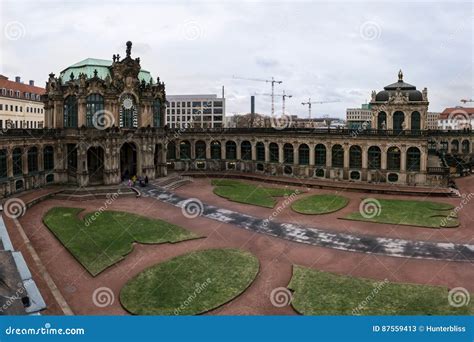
[43,207,199,276]
[291,194,349,214]
[211,179,299,208]
[343,198,459,228]
[288,266,473,315]
[120,248,259,315]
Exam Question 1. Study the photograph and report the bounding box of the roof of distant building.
[439,107,474,119]
[0,75,44,98]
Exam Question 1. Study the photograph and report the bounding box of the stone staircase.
[151,174,193,191]
[55,185,138,201]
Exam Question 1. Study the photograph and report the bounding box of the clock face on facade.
[120,94,138,128]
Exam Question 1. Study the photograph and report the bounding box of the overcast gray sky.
[1,0,472,118]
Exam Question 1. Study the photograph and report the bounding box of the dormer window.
[25,92,30,99]
[15,91,20,98]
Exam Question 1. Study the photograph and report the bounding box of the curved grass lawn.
[288,266,473,315]
[291,194,349,214]
[43,207,199,276]
[343,198,459,228]
[120,249,259,315]
[212,179,299,208]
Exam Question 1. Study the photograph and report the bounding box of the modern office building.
[0,75,45,130]
[427,112,440,130]
[346,104,371,129]
[166,93,225,129]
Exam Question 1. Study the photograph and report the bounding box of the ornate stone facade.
[0,43,471,198]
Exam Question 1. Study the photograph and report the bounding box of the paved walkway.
[144,186,474,262]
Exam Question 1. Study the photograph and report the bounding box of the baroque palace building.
[0,42,471,198]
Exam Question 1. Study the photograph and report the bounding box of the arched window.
[13,148,22,176]
[298,144,309,165]
[226,141,237,160]
[451,140,459,153]
[411,111,421,131]
[269,143,279,162]
[167,141,176,160]
[43,146,54,171]
[64,96,78,128]
[377,112,387,130]
[407,147,421,171]
[349,145,362,169]
[462,140,470,154]
[241,141,252,160]
[315,144,326,166]
[0,149,7,179]
[283,143,294,164]
[180,140,191,160]
[86,94,104,127]
[27,147,38,174]
[195,141,206,160]
[332,144,344,168]
[120,94,137,128]
[368,146,381,169]
[211,141,221,159]
[387,146,401,171]
[153,99,161,127]
[256,142,265,161]
[393,111,405,132]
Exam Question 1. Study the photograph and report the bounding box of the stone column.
[78,97,86,127]
[264,142,270,163]
[6,149,13,178]
[381,147,387,170]
[251,142,256,161]
[278,143,284,164]
[309,144,315,166]
[400,145,407,172]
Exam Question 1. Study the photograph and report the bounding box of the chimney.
[29,80,34,86]
[15,76,21,83]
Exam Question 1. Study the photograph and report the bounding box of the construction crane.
[461,99,473,104]
[233,75,282,116]
[255,90,293,115]
[301,98,340,119]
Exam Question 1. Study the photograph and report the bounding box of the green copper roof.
[59,58,153,84]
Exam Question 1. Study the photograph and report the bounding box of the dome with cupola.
[373,70,425,102]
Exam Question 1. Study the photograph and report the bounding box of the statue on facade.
[126,41,132,57]
[371,90,376,102]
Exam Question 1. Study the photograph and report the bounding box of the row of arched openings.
[0,146,54,178]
